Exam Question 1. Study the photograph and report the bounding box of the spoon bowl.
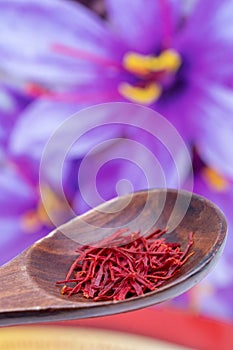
[0,189,227,326]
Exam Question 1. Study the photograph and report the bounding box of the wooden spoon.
[0,189,227,327]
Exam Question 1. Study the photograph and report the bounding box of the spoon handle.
[0,252,49,326]
[0,250,84,327]
[0,253,37,325]
[0,255,26,309]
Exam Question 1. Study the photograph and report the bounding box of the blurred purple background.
[1,0,233,322]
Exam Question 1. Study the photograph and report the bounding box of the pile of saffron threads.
[56,228,194,301]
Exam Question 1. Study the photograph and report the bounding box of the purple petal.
[0,0,123,86]
[0,83,31,148]
[176,0,233,84]
[194,86,233,178]
[0,84,19,117]
[180,0,233,45]
[9,99,125,161]
[9,99,80,159]
[155,82,201,144]
[0,217,48,266]
[73,126,190,214]
[106,0,183,53]
[0,164,36,216]
[9,100,125,199]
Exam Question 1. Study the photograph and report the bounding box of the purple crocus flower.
[0,85,86,264]
[0,85,43,264]
[0,0,233,179]
[1,92,187,265]
[0,0,233,321]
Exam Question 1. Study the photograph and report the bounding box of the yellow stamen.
[118,82,162,105]
[123,49,181,76]
[123,53,151,75]
[21,186,68,233]
[202,167,229,191]
[21,210,42,233]
[37,185,66,224]
[151,49,181,72]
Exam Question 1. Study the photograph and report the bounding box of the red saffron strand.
[159,0,173,49]
[26,82,120,103]
[56,228,194,301]
[51,43,123,70]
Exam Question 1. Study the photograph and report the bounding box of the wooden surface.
[0,189,227,326]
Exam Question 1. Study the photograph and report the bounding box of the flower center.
[119,49,181,104]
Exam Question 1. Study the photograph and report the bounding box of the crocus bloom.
[0,85,44,264]
[0,0,233,180]
[1,92,188,265]
[0,85,85,264]
[0,0,233,322]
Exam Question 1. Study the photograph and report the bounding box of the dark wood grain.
[0,189,227,326]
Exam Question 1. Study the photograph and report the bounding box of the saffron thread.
[56,228,194,301]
